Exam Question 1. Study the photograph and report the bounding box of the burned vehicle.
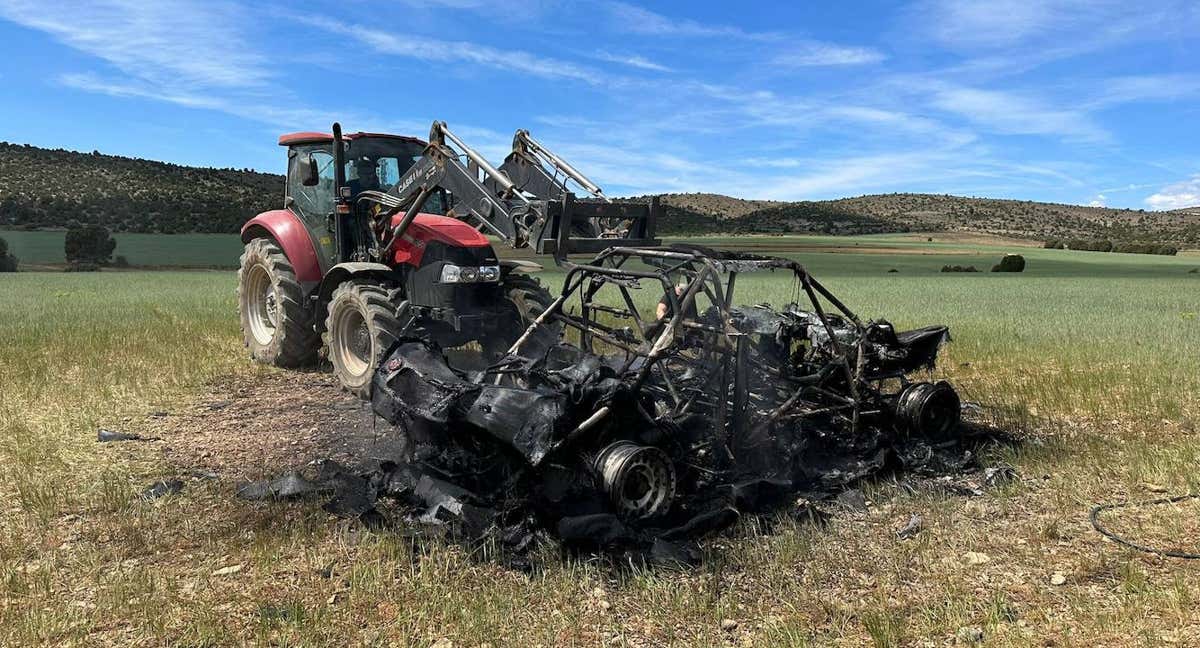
[366,244,961,555]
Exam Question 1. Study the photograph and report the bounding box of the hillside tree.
[0,236,17,272]
[64,224,117,270]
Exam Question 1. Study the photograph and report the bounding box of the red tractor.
[238,121,659,397]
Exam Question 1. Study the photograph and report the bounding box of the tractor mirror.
[298,154,320,187]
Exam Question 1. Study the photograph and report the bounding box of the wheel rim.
[332,302,371,380]
[244,264,277,346]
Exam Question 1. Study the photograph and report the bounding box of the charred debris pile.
[242,245,1002,565]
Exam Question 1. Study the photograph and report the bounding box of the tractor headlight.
[440,264,501,283]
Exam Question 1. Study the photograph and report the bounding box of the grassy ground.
[1,239,1199,646]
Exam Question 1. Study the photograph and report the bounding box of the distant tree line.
[1043,239,1178,255]
[1,140,1196,244]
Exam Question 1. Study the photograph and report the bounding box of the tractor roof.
[277,132,426,146]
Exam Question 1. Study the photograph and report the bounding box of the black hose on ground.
[1090,494,1200,559]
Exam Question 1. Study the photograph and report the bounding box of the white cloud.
[919,0,1124,49]
[593,51,671,72]
[602,1,779,40]
[297,16,607,86]
[1088,194,1106,207]
[395,0,489,7]
[922,83,1107,142]
[1087,74,1200,108]
[57,72,393,132]
[0,0,268,88]
[1145,176,1200,210]
[771,43,885,67]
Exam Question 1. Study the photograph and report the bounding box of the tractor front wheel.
[485,273,561,360]
[324,281,407,399]
[238,238,318,367]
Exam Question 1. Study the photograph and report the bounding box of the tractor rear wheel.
[324,281,407,399]
[238,238,318,367]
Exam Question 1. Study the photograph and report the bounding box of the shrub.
[64,224,116,269]
[991,254,1026,273]
[1043,239,1060,249]
[113,255,131,268]
[940,264,979,273]
[1111,242,1179,256]
[0,236,16,272]
[1065,239,1112,252]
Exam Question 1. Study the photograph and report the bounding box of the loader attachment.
[535,193,661,257]
[369,121,659,263]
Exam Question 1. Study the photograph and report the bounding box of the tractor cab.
[280,132,442,271]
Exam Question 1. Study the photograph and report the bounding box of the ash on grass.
[140,369,1022,570]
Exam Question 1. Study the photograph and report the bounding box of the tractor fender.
[241,210,323,286]
[499,259,543,276]
[316,262,402,308]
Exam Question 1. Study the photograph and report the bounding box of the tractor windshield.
[344,137,444,213]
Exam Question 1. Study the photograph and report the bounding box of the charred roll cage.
[503,244,959,448]
[370,244,961,528]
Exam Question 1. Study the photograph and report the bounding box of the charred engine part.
[895,381,960,438]
[592,441,676,519]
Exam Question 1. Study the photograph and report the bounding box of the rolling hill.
[0,141,279,234]
[1,141,1196,246]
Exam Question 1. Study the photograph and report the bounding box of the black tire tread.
[323,280,408,399]
[237,238,318,368]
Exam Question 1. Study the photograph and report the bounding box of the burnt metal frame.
[501,246,902,455]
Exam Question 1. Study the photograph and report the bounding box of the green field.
[0,229,246,268]
[2,238,1199,645]
[5,228,1198,276]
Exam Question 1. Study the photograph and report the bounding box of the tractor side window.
[288,147,335,224]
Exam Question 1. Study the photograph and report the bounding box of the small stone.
[431,639,453,648]
[212,564,243,576]
[720,619,738,632]
[1050,572,1067,586]
[964,551,990,565]
[834,488,869,512]
[599,600,611,611]
[896,513,923,540]
[956,626,984,643]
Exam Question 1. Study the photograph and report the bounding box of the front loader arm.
[355,120,660,264]
[370,121,539,252]
[499,129,607,202]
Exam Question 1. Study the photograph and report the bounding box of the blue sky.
[0,0,1197,209]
